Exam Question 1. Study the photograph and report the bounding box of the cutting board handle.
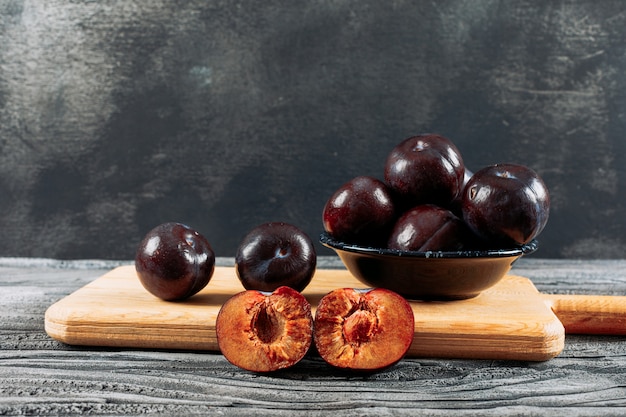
[543,294,626,335]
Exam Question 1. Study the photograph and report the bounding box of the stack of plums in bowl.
[135,221,415,373]
[321,133,550,300]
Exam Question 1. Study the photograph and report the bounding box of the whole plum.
[384,134,465,207]
[387,204,472,252]
[322,176,396,246]
[462,163,550,246]
[135,222,215,301]
[235,222,316,292]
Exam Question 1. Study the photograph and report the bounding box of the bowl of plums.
[321,134,549,300]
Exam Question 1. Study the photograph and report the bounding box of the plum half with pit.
[135,222,215,301]
[462,163,550,246]
[313,287,414,371]
[216,286,313,372]
[387,204,472,252]
[235,222,317,292]
[322,176,396,246]
[384,134,466,207]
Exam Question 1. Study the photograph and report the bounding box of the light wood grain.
[45,265,566,361]
[544,294,626,334]
[3,257,626,416]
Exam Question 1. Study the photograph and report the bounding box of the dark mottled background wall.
[0,0,624,260]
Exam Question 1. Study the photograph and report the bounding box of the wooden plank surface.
[2,257,626,416]
[44,265,565,361]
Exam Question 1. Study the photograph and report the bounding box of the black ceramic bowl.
[320,232,538,300]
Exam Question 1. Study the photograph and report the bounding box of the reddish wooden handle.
[543,294,626,335]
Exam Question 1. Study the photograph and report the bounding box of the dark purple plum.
[235,222,316,292]
[384,134,465,207]
[135,222,215,301]
[322,176,396,246]
[462,163,550,246]
[387,204,471,252]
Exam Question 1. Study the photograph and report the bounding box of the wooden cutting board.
[44,265,626,361]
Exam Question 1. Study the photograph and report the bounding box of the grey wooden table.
[1,257,626,416]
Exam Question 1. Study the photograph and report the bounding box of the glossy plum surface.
[322,176,396,246]
[462,163,550,246]
[449,168,474,216]
[387,204,472,252]
[135,222,215,301]
[384,134,465,207]
[235,222,316,292]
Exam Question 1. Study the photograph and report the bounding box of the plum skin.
[387,204,471,252]
[235,222,317,292]
[384,134,466,207]
[322,176,396,246]
[461,163,550,246]
[135,222,215,301]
